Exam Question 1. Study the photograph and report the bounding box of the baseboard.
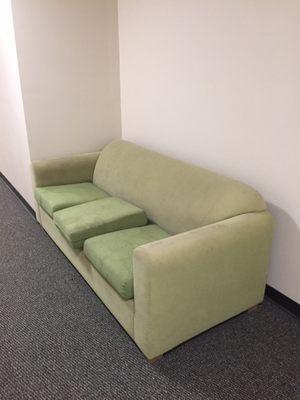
[0,172,36,217]
[265,285,299,318]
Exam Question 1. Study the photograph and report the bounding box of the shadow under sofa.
[32,140,274,362]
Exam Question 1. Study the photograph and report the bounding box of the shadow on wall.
[266,202,300,303]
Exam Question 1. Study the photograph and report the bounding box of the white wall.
[118,0,300,302]
[0,0,34,207]
[12,0,121,160]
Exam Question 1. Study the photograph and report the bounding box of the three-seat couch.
[32,140,274,361]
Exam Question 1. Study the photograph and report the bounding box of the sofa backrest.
[93,140,266,234]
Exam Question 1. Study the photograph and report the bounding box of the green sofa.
[32,140,274,361]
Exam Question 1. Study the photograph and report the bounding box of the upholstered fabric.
[84,225,170,300]
[32,140,274,361]
[93,140,266,234]
[35,182,109,217]
[133,211,274,359]
[32,152,100,187]
[53,197,148,249]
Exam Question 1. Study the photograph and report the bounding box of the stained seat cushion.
[35,182,109,217]
[53,197,148,249]
[84,225,170,300]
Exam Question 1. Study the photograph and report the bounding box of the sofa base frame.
[148,355,164,364]
[247,304,261,313]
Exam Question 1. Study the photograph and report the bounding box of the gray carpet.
[0,178,299,400]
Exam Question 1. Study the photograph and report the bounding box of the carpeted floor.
[0,177,299,400]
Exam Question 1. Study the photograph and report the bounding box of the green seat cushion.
[53,197,148,249]
[84,225,170,300]
[35,182,109,217]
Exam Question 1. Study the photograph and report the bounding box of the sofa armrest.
[133,211,274,359]
[32,152,100,187]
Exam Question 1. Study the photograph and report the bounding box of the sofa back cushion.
[93,140,266,234]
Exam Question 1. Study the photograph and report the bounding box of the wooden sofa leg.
[148,355,163,364]
[248,304,260,313]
